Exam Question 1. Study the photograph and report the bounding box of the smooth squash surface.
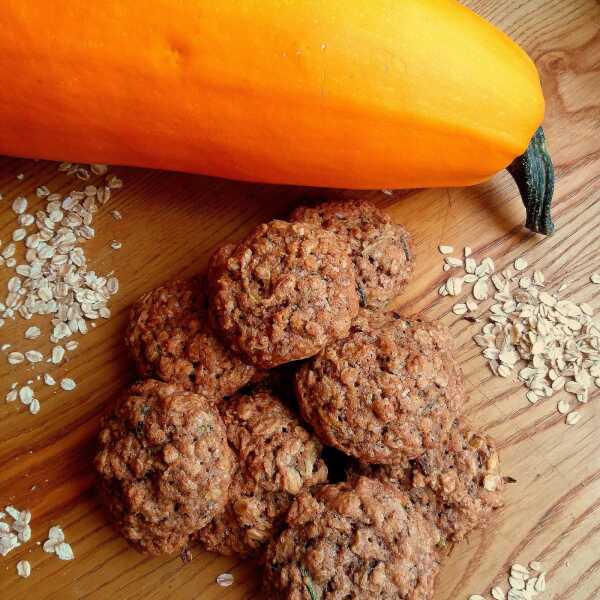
[0,1,543,190]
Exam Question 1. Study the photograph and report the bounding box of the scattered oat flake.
[217,573,234,587]
[110,210,122,221]
[491,587,506,600]
[12,228,26,242]
[25,350,44,363]
[52,346,65,364]
[8,352,25,365]
[473,277,489,301]
[529,561,543,572]
[466,298,478,312]
[107,175,123,189]
[16,560,31,578]
[6,389,17,402]
[453,303,468,316]
[509,576,525,590]
[465,257,477,274]
[12,196,27,214]
[445,257,463,268]
[19,386,33,405]
[91,164,108,176]
[111,240,122,250]
[557,399,570,415]
[591,273,600,285]
[511,564,529,578]
[60,378,76,391]
[56,541,75,560]
[439,245,454,255]
[566,411,581,426]
[48,525,65,542]
[446,277,463,296]
[514,258,528,271]
[25,326,41,340]
[534,573,545,592]
[44,373,56,386]
[469,596,486,600]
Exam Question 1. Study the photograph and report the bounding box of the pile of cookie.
[95,200,504,599]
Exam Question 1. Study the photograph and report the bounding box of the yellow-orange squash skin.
[0,0,544,189]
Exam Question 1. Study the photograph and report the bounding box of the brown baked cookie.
[296,314,465,464]
[125,277,256,400]
[196,390,328,558]
[95,379,234,555]
[208,220,359,369]
[350,417,504,545]
[291,200,414,309]
[264,477,441,600]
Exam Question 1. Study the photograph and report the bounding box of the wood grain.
[0,1,599,598]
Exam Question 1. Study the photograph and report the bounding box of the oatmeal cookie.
[264,476,441,600]
[95,379,234,555]
[125,277,255,400]
[296,314,465,464]
[291,200,414,309]
[209,220,359,368]
[196,390,327,558]
[350,418,504,545]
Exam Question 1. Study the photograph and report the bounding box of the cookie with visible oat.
[126,277,256,400]
[291,200,414,309]
[208,220,359,369]
[296,314,465,464]
[95,379,234,555]
[264,476,441,600]
[349,417,504,545]
[196,389,327,558]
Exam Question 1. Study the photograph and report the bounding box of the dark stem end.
[507,126,555,235]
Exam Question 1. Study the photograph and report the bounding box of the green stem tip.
[507,126,555,235]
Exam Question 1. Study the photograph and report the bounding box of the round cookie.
[125,277,256,400]
[209,220,359,368]
[296,314,465,464]
[291,200,414,309]
[196,390,328,558]
[95,379,234,555]
[264,477,441,600]
[350,417,504,545]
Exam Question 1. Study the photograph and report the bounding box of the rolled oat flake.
[60,378,76,391]
[216,573,234,587]
[16,560,31,578]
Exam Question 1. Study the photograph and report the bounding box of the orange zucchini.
[0,0,554,233]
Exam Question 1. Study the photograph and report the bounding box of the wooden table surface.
[0,1,598,598]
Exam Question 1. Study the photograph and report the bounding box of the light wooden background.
[0,1,598,598]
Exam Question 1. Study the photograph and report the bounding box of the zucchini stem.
[507,126,555,235]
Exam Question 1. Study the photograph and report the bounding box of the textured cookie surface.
[209,220,359,368]
[296,314,465,464]
[196,390,327,558]
[95,379,233,555]
[264,477,441,600]
[126,277,255,399]
[351,417,504,544]
[291,200,414,309]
